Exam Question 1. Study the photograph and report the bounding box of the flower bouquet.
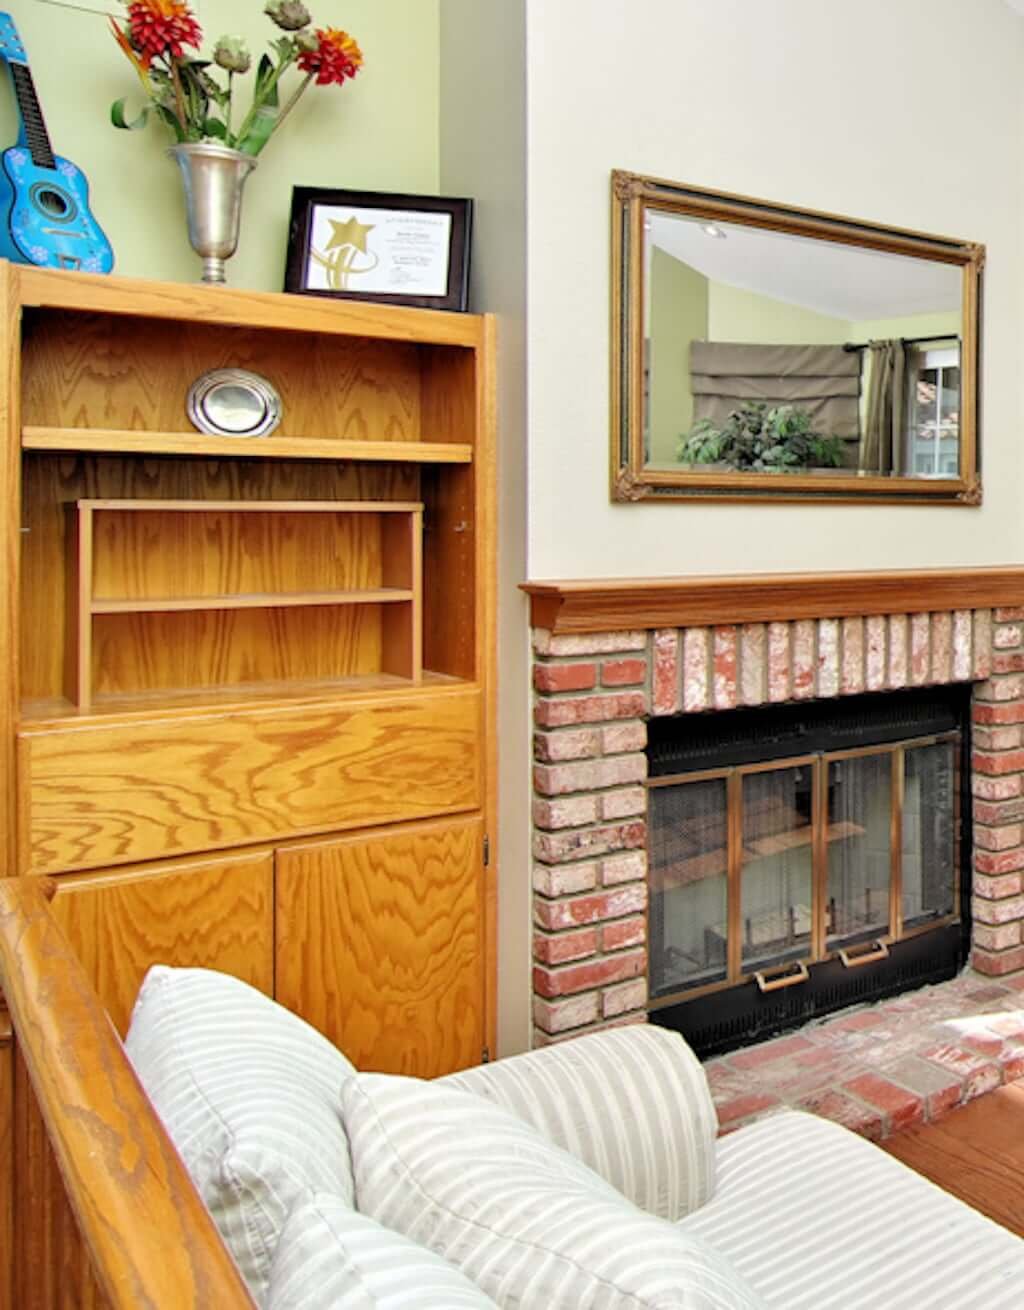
[110,1,363,156]
[109,2,363,282]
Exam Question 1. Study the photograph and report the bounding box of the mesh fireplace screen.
[647,689,968,1029]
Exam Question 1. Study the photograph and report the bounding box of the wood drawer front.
[47,851,274,1035]
[20,690,481,875]
[275,816,486,1078]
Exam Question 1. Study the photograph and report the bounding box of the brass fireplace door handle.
[838,939,890,969]
[754,960,810,993]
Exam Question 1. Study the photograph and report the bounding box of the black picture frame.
[284,187,473,312]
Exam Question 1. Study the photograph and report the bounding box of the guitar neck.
[9,60,55,170]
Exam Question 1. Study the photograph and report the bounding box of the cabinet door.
[48,849,274,1035]
[275,816,486,1077]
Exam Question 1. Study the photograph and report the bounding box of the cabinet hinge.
[481,1046,491,1064]
[483,834,490,868]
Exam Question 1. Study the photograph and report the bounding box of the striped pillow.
[343,1074,767,1310]
[267,1197,498,1308]
[441,1025,717,1220]
[125,966,357,1303]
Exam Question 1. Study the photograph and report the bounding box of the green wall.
[1,0,440,289]
[649,245,707,462]
[847,309,961,342]
[709,282,849,345]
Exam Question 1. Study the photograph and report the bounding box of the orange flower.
[109,16,152,76]
[296,28,363,86]
[126,0,202,61]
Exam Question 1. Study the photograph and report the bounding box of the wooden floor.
[881,1083,1024,1237]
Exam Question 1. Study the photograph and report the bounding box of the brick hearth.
[705,969,1024,1141]
[529,597,1024,1050]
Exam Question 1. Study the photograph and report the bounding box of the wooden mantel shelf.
[521,567,1024,634]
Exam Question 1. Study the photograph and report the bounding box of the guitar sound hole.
[36,188,68,216]
[30,183,76,223]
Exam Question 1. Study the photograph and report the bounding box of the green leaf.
[203,117,227,139]
[111,98,150,131]
[237,104,278,155]
[254,53,276,99]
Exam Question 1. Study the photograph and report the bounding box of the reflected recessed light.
[701,223,727,239]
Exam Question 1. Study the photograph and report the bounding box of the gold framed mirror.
[610,172,984,505]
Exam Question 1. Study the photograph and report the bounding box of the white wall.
[525,0,1024,578]
[439,0,531,1055]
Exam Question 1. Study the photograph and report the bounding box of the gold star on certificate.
[326,216,374,253]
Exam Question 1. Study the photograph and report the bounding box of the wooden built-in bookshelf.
[1,264,497,1084]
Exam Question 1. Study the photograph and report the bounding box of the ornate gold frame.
[610,171,985,505]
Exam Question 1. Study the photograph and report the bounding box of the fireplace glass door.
[648,732,960,1007]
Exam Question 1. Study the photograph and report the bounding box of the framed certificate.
[284,187,473,312]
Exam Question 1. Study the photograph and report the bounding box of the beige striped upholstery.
[267,1198,498,1308]
[441,1025,717,1220]
[125,966,357,1303]
[681,1112,1024,1309]
[344,1072,767,1309]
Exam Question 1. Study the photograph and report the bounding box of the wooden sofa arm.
[0,878,255,1309]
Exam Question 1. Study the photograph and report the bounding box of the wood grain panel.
[13,1066,109,1310]
[23,429,473,464]
[48,851,273,1035]
[275,816,486,1076]
[0,1010,11,1310]
[881,1082,1024,1237]
[420,342,479,683]
[0,879,255,1308]
[20,687,481,874]
[89,503,398,600]
[21,454,419,702]
[1,263,20,876]
[522,567,1024,634]
[89,606,386,697]
[21,312,424,443]
[17,264,482,348]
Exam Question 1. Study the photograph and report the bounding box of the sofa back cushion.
[441,1024,717,1220]
[267,1196,498,1309]
[125,966,356,1303]
[344,1072,766,1310]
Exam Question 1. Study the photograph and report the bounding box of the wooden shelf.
[90,589,416,615]
[68,498,424,710]
[19,670,470,726]
[17,264,485,347]
[23,427,474,465]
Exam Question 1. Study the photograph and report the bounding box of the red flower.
[126,0,202,62]
[297,28,363,86]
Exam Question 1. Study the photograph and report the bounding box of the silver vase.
[168,142,258,285]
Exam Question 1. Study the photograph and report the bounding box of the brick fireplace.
[523,570,1024,1051]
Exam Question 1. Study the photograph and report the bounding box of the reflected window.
[908,347,961,477]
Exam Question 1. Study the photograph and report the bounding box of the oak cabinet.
[2,265,497,1075]
[48,851,275,1035]
[275,816,487,1076]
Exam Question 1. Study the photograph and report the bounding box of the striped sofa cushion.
[441,1025,717,1220]
[125,966,357,1303]
[681,1111,1024,1309]
[343,1073,767,1309]
[267,1197,498,1309]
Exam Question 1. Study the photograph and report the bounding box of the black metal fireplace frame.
[647,687,973,1060]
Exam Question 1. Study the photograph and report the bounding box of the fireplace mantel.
[522,567,1024,634]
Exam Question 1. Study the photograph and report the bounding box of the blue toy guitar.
[0,12,113,272]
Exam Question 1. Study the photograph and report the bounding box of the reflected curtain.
[689,342,861,438]
[862,340,909,475]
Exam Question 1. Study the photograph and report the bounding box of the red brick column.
[971,607,1024,975]
[531,629,650,1044]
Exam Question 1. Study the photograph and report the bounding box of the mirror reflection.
[611,172,983,504]
[645,214,962,479]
